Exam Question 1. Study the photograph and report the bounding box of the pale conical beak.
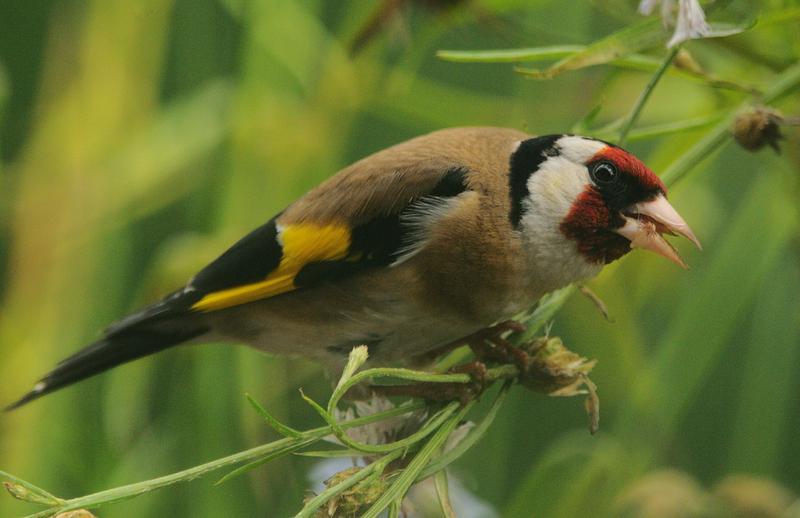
[613,194,701,269]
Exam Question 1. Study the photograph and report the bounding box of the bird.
[5,127,700,410]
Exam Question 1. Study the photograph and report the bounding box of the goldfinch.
[6,127,700,410]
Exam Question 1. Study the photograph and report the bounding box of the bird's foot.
[463,320,529,373]
[369,321,528,405]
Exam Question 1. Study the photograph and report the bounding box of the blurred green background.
[1,1,798,516]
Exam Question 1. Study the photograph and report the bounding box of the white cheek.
[518,157,600,289]
[524,156,590,220]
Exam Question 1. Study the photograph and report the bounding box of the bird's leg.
[370,321,530,404]
[463,320,529,373]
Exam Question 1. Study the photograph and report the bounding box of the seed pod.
[732,107,785,152]
[55,511,98,518]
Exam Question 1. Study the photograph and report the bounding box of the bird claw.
[464,320,529,372]
[369,321,528,405]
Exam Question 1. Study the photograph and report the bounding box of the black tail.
[5,318,206,411]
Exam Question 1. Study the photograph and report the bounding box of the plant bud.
[732,107,785,152]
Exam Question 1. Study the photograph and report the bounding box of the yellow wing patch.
[190,223,351,312]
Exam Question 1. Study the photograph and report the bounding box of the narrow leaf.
[0,471,63,505]
[294,449,366,458]
[362,403,474,518]
[434,469,456,518]
[418,382,511,479]
[246,393,302,438]
[437,45,584,63]
[517,19,664,79]
[215,439,317,485]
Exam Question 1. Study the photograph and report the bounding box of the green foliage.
[1,1,799,517]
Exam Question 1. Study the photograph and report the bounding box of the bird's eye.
[590,162,618,185]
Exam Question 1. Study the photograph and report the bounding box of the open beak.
[613,194,701,269]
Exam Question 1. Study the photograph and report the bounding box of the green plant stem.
[15,401,426,517]
[246,393,303,438]
[214,438,319,486]
[439,45,755,92]
[617,46,681,146]
[662,59,800,185]
[417,381,512,479]
[361,402,475,518]
[592,112,723,142]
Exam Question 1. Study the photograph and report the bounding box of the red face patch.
[589,146,667,194]
[559,188,632,264]
[559,144,665,264]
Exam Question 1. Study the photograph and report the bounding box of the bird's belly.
[205,281,487,367]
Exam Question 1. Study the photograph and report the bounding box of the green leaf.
[215,438,318,485]
[513,286,577,344]
[294,449,367,458]
[704,20,756,39]
[417,382,510,479]
[440,44,755,92]
[591,113,724,142]
[387,499,402,518]
[314,387,459,455]
[245,393,303,438]
[758,6,800,27]
[328,367,470,414]
[0,471,63,506]
[514,18,664,79]
[726,259,800,474]
[434,468,456,518]
[2,402,427,516]
[616,168,797,450]
[437,45,585,63]
[94,80,233,225]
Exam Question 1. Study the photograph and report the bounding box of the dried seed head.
[55,511,98,518]
[712,474,796,518]
[614,469,708,518]
[519,336,597,394]
[673,49,704,75]
[732,107,785,152]
[312,467,389,517]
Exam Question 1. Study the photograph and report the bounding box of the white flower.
[639,0,711,48]
[312,396,496,517]
[331,395,428,447]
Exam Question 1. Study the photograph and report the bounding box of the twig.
[617,46,681,146]
[578,285,612,322]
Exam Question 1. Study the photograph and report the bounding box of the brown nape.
[559,187,631,264]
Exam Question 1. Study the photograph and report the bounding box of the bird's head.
[510,134,700,272]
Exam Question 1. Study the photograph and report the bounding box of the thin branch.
[617,46,681,146]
